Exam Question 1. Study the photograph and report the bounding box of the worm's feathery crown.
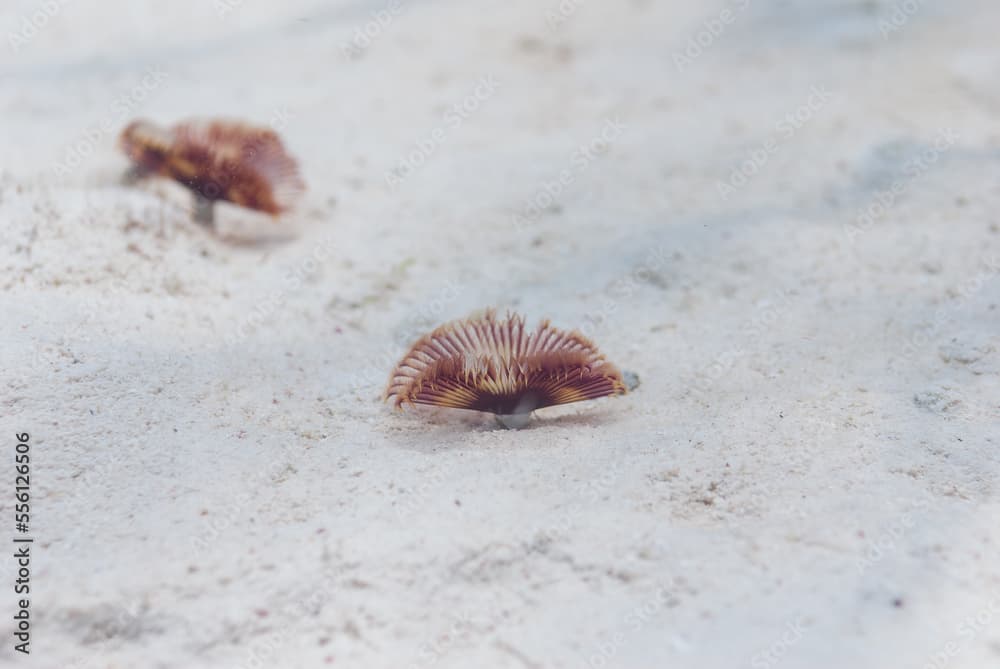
[385,311,626,414]
[119,118,305,215]
[120,120,171,171]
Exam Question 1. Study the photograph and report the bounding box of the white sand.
[2,0,999,667]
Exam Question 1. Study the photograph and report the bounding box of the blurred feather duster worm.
[385,311,627,427]
[119,118,305,225]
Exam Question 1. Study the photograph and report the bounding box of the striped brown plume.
[385,311,626,417]
[119,118,305,215]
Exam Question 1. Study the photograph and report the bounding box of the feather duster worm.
[385,311,627,427]
[119,118,304,225]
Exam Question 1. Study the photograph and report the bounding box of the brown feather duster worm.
[385,311,627,426]
[119,118,305,225]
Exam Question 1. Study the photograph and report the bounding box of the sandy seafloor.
[1,0,999,667]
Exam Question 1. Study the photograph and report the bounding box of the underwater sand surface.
[1,0,999,667]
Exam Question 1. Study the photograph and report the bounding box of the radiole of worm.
[119,118,305,226]
[385,310,628,428]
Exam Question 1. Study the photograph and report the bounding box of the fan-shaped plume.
[385,311,627,418]
[119,118,305,220]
